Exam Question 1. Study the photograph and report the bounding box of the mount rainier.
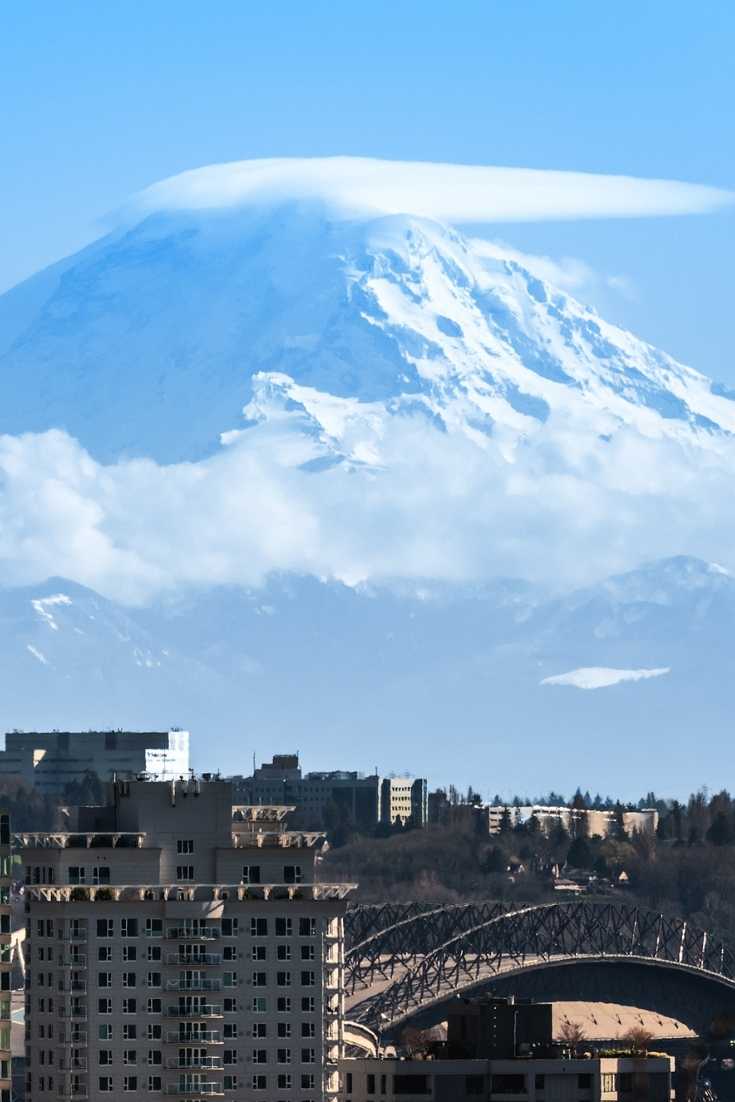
[0,157,732,790]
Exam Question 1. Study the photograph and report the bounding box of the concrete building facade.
[338,1055,674,1101]
[0,810,10,1102]
[0,731,190,794]
[18,777,355,1102]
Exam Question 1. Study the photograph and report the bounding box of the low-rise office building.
[485,805,658,839]
[238,756,427,831]
[0,730,190,794]
[338,1054,674,1101]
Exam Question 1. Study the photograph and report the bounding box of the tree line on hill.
[322,785,735,945]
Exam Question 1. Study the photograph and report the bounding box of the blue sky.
[1,1,733,379]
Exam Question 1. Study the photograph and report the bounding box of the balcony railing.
[56,1088,87,1100]
[60,981,87,994]
[58,1008,87,1021]
[166,979,221,992]
[166,927,220,941]
[166,1084,223,1096]
[165,1031,222,1045]
[164,1005,222,1019]
[166,1059,223,1070]
[166,954,221,966]
[60,956,87,968]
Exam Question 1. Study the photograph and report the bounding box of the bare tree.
[558,1019,586,1053]
[623,1025,654,1054]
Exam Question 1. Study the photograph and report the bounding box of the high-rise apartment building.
[18,777,354,1102]
[0,810,10,1102]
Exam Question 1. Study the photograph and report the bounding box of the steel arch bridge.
[344,900,735,1036]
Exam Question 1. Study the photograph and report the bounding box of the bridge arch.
[346,900,735,1036]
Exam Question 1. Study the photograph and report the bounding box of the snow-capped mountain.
[0,163,734,466]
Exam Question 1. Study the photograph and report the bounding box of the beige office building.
[19,778,354,1102]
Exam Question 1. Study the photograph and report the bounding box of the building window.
[176,840,194,854]
[277,945,291,961]
[98,972,112,988]
[99,1050,113,1066]
[250,918,268,937]
[221,918,238,937]
[123,1025,137,1040]
[301,945,315,961]
[251,972,267,987]
[121,918,139,938]
[251,945,266,961]
[301,1022,315,1038]
[277,996,292,1013]
[283,865,302,884]
[147,998,162,1014]
[123,1077,137,1092]
[278,1022,291,1038]
[301,996,315,1012]
[98,1077,113,1092]
[275,917,292,937]
[147,1025,162,1040]
[98,946,112,962]
[147,1050,162,1066]
[145,919,163,938]
[252,998,267,1014]
[301,971,316,987]
[299,917,316,936]
[122,972,137,988]
[223,1075,238,1091]
[251,1049,267,1064]
[251,1076,266,1091]
[123,945,137,962]
[97,919,114,938]
[223,998,238,1013]
[301,1074,316,1090]
[93,866,111,885]
[98,1025,112,1041]
[98,998,112,1014]
[277,1048,291,1064]
[123,1050,137,1065]
[147,972,161,988]
[277,1074,292,1090]
[122,998,137,1014]
[147,1076,162,1092]
[301,1048,315,1064]
[176,865,194,881]
[277,971,291,987]
[242,865,261,884]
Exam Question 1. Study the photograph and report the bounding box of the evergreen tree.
[566,836,593,869]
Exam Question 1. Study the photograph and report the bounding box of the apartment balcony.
[59,980,87,994]
[166,979,222,992]
[56,1086,88,1100]
[60,956,87,968]
[57,1031,88,1047]
[164,1005,223,1019]
[165,1083,223,1096]
[166,927,220,941]
[165,1032,222,1045]
[166,953,221,966]
[166,1058,223,1070]
[27,882,356,904]
[59,1058,88,1072]
[64,931,88,944]
[58,1007,87,1021]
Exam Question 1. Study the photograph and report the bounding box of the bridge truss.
[344,900,735,1032]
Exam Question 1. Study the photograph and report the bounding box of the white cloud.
[471,239,636,304]
[541,667,671,690]
[1,397,735,606]
[131,157,735,225]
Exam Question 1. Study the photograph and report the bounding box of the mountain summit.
[0,160,733,465]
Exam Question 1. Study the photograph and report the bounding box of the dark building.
[448,996,554,1059]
